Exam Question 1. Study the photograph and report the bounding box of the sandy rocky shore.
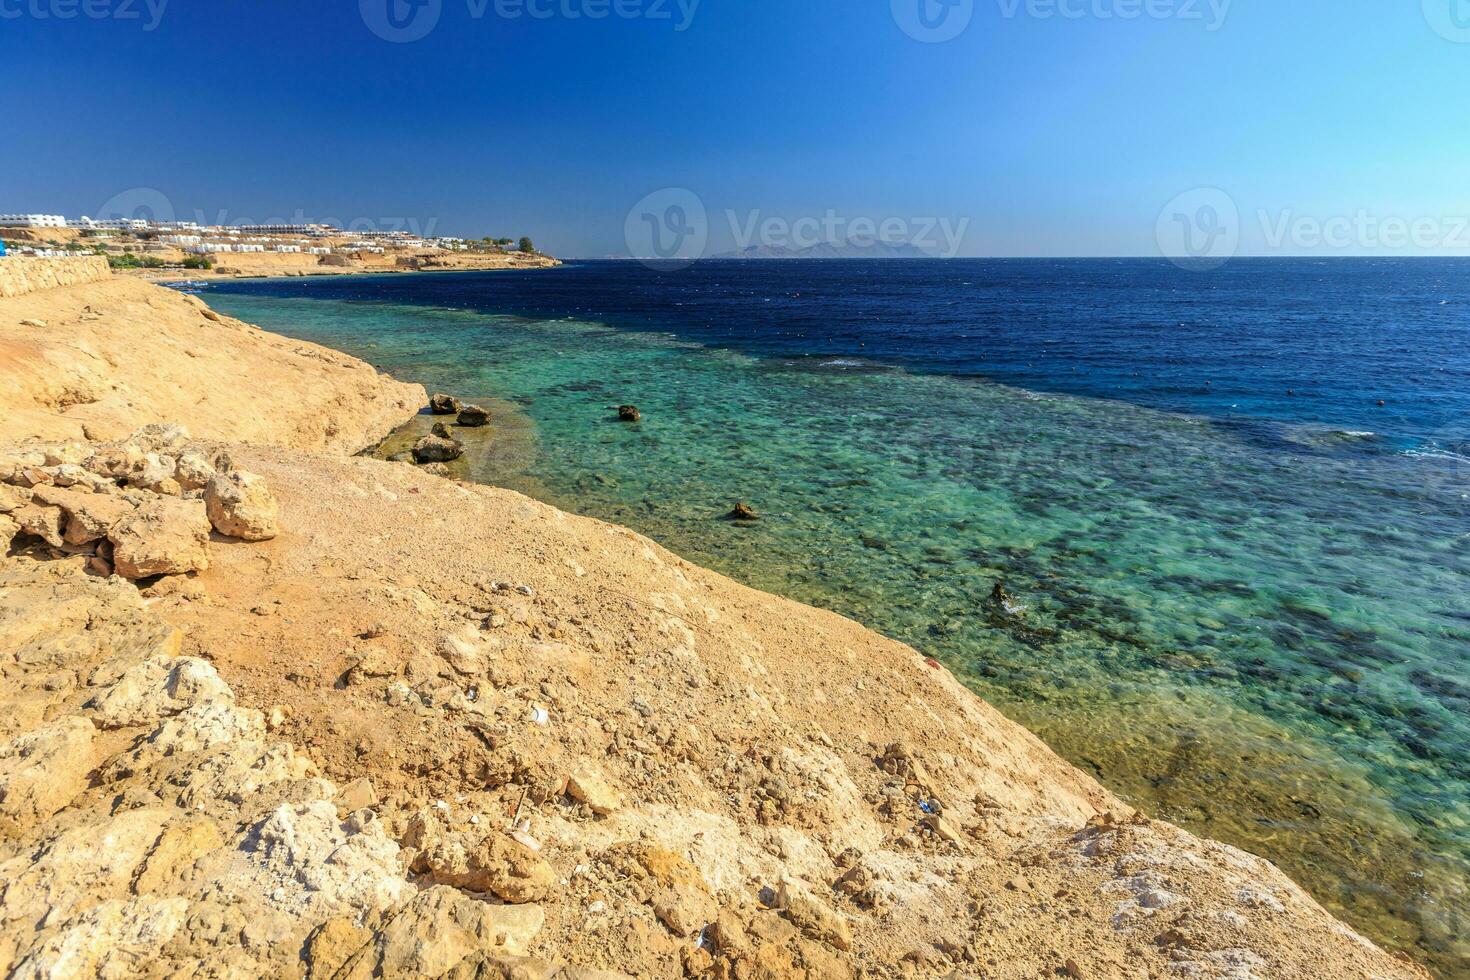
[0,261,1433,979]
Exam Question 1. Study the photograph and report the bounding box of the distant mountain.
[713,239,933,259]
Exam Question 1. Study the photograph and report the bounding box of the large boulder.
[204,470,279,542]
[108,498,211,579]
[412,435,463,464]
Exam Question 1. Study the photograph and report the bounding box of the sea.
[199,258,1470,973]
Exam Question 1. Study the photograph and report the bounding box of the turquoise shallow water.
[205,286,1470,973]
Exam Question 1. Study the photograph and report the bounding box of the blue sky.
[4,0,1470,257]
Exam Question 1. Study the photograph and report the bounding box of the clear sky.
[4,0,1470,257]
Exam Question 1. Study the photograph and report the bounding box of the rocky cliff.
[0,255,111,298]
[0,277,1431,979]
[0,274,423,450]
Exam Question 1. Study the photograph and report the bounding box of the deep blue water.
[217,258,1470,451]
[203,259,1470,972]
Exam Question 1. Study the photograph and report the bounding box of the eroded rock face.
[204,469,279,542]
[0,717,97,836]
[109,497,211,579]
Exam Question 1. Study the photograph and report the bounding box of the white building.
[75,216,150,231]
[0,214,67,228]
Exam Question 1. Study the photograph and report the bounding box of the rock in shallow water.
[727,502,758,521]
[429,393,461,415]
[412,435,463,464]
[456,405,490,428]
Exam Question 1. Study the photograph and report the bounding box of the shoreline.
[0,262,1437,978]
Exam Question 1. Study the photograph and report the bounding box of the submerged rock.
[617,405,641,423]
[430,421,453,439]
[727,502,758,521]
[456,405,490,428]
[429,393,461,415]
[412,435,463,464]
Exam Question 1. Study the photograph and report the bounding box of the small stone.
[777,878,852,951]
[19,318,46,327]
[727,502,758,521]
[566,768,622,815]
[457,404,490,428]
[617,405,641,423]
[337,777,378,812]
[431,421,453,439]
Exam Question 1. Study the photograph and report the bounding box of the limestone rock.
[421,831,557,904]
[341,886,543,977]
[109,497,211,579]
[412,434,464,464]
[438,626,490,675]
[305,917,371,979]
[0,717,97,836]
[0,512,18,551]
[133,817,226,893]
[173,450,216,492]
[204,468,279,541]
[0,482,32,512]
[32,484,135,546]
[13,503,65,548]
[457,404,490,428]
[777,878,852,951]
[337,777,378,813]
[567,768,623,815]
[130,423,192,454]
[87,654,229,730]
[243,800,412,918]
